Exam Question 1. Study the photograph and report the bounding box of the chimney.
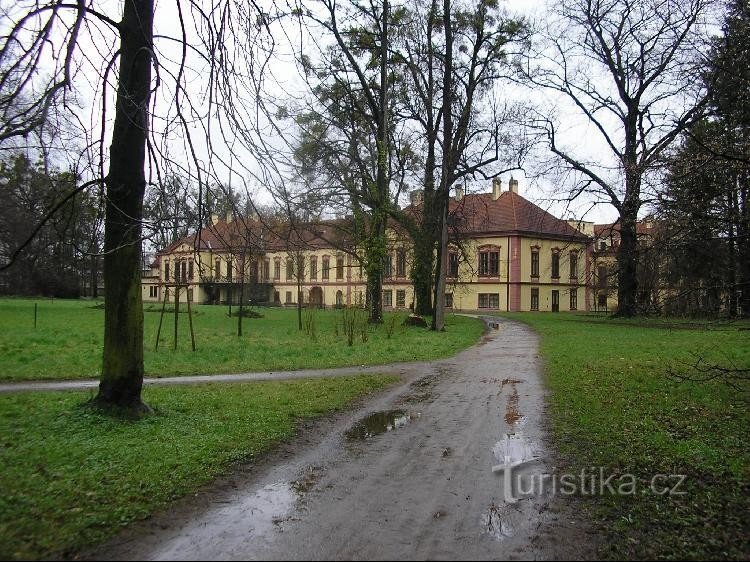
[226,210,234,223]
[491,177,502,200]
[410,190,424,206]
[455,185,464,201]
[211,213,220,225]
[509,176,519,194]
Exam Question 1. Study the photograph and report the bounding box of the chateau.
[142,179,621,312]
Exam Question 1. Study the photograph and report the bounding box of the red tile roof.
[449,191,586,239]
[156,190,588,262]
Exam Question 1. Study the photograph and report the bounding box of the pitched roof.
[449,191,586,239]
[157,217,355,257]
[156,190,588,261]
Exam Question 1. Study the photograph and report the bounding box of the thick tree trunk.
[92,0,153,412]
[432,0,452,332]
[616,215,639,317]
[411,231,434,315]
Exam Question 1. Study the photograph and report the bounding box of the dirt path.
[89,317,595,561]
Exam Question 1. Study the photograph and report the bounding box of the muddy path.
[88,317,596,561]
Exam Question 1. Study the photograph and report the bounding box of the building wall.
[146,231,590,312]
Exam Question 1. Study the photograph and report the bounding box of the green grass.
[503,312,750,560]
[0,299,483,381]
[0,375,398,560]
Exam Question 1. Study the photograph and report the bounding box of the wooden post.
[174,285,180,350]
[155,287,169,351]
[186,286,196,352]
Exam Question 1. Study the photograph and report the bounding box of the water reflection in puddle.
[492,432,541,471]
[345,410,418,440]
[149,481,298,560]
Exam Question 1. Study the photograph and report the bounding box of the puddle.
[483,503,515,540]
[290,465,320,496]
[150,480,298,559]
[500,378,525,426]
[492,432,541,471]
[504,385,523,425]
[345,410,417,440]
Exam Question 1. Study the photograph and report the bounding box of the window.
[479,249,499,277]
[297,256,305,280]
[570,288,578,310]
[180,261,186,282]
[263,259,270,281]
[569,252,578,279]
[531,250,539,278]
[598,266,608,288]
[599,241,607,251]
[274,290,280,302]
[478,293,499,309]
[396,249,406,277]
[227,259,232,282]
[396,290,405,308]
[336,290,344,307]
[188,261,194,280]
[174,261,179,282]
[448,253,459,277]
[165,261,170,281]
[551,251,560,279]
[187,289,193,302]
[531,288,539,311]
[274,258,281,280]
[285,291,292,303]
[310,256,318,280]
[384,254,393,278]
[286,258,293,280]
[215,259,221,280]
[383,289,393,307]
[598,293,607,308]
[336,256,344,280]
[322,256,330,280]
[445,293,454,308]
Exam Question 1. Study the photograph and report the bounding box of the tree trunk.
[91,253,98,298]
[92,0,153,412]
[412,232,434,315]
[368,0,388,325]
[616,215,639,317]
[367,215,386,324]
[432,0,452,332]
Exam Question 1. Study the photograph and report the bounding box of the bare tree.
[0,0,274,412]
[520,0,715,316]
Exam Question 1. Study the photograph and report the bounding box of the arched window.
[336,290,344,306]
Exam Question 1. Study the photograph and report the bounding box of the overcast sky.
[5,0,662,227]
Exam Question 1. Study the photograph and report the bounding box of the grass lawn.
[504,313,749,560]
[0,299,484,381]
[0,374,398,559]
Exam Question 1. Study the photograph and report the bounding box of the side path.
[0,314,489,394]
